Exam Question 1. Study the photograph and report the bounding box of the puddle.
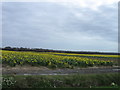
[23,73,69,75]
[112,69,120,71]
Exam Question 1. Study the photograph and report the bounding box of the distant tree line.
[1,46,120,55]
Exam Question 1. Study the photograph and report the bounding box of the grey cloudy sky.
[2,0,118,52]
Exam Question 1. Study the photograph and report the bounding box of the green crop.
[1,50,116,68]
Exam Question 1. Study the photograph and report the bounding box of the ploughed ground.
[2,65,120,75]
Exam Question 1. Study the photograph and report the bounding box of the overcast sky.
[2,0,118,52]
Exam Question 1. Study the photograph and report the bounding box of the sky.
[2,0,118,52]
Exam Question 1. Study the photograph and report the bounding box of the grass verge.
[2,73,120,88]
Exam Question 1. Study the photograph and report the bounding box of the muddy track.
[2,66,120,75]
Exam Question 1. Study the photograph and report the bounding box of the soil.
[2,65,120,75]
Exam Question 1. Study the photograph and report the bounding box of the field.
[1,50,119,88]
[1,50,118,68]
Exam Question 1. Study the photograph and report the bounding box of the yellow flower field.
[1,50,118,68]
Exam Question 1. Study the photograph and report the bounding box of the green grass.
[93,86,119,88]
[2,73,120,88]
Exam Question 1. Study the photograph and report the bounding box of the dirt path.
[2,65,120,75]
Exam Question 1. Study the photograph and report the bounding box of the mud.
[2,65,120,75]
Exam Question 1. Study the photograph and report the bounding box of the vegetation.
[53,53,119,58]
[2,73,120,88]
[1,50,117,68]
[1,47,119,89]
[1,46,119,55]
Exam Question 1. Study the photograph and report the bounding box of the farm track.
[2,66,120,75]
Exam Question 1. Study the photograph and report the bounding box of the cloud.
[2,1,118,52]
[0,2,2,47]
[2,0,119,10]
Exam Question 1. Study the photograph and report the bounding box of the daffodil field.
[1,50,118,68]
